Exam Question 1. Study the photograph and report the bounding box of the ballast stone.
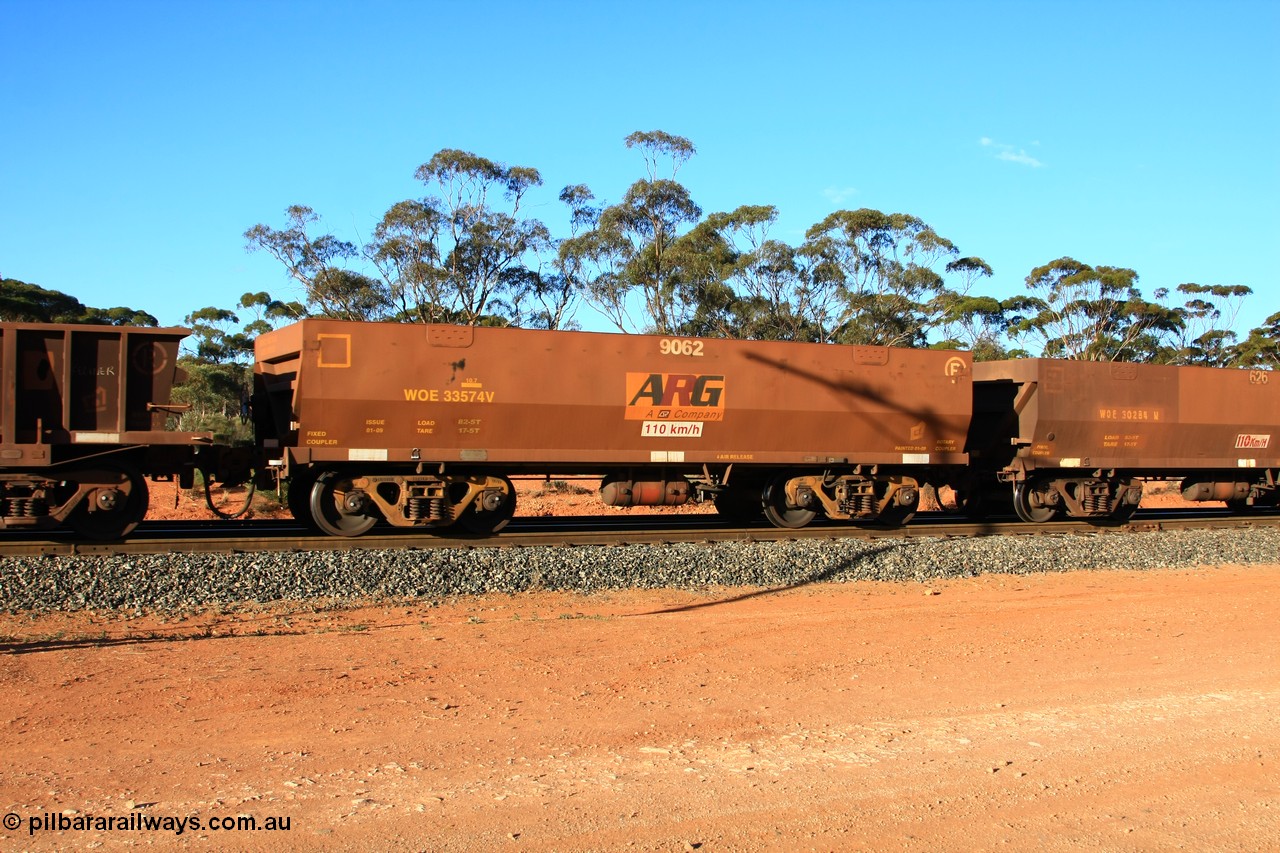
[1,528,1278,614]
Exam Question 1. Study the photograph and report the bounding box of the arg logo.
[626,373,725,421]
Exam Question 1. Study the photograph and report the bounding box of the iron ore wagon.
[967,359,1279,522]
[0,321,215,538]
[252,320,975,535]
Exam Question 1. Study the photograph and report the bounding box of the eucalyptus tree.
[799,209,963,347]
[503,184,594,331]
[176,292,308,440]
[176,305,254,439]
[1007,258,1183,361]
[235,291,308,338]
[0,278,82,321]
[1234,311,1280,368]
[928,257,1010,359]
[670,205,836,342]
[183,306,252,364]
[366,149,553,326]
[182,292,307,364]
[79,306,163,326]
[244,206,391,321]
[664,207,743,339]
[1166,283,1253,366]
[0,277,157,325]
[735,236,823,341]
[559,131,702,334]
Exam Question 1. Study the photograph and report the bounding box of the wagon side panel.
[973,359,1280,473]
[275,320,972,470]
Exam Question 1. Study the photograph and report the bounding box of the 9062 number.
[658,338,704,357]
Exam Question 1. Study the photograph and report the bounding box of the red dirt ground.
[1,565,1275,850]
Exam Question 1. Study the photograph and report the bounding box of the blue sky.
[3,0,1277,338]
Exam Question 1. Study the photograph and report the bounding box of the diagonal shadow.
[741,350,955,445]
[0,616,424,656]
[632,541,908,615]
[0,631,268,655]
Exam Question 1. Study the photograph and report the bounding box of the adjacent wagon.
[0,322,214,538]
[968,359,1279,522]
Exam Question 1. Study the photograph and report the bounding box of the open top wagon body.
[0,321,216,538]
[968,359,1279,522]
[253,320,974,534]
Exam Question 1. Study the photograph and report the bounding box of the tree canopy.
[232,132,1270,369]
[0,278,158,326]
[1006,258,1184,362]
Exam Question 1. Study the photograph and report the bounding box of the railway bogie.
[303,468,517,536]
[755,471,923,526]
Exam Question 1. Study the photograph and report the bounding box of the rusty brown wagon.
[967,359,1279,522]
[0,322,215,538]
[253,321,975,536]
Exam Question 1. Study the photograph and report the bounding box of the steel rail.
[1,509,1277,558]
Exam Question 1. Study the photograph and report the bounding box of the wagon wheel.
[713,487,764,524]
[309,470,378,537]
[287,468,320,530]
[874,487,919,528]
[67,465,149,540]
[1110,480,1143,523]
[761,476,816,529]
[456,477,517,535]
[953,489,988,520]
[1012,480,1056,524]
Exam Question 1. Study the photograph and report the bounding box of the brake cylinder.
[1180,480,1251,502]
[599,478,690,507]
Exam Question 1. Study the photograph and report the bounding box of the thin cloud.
[823,185,859,205]
[980,137,1044,168]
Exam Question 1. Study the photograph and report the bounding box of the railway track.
[2,508,1278,558]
